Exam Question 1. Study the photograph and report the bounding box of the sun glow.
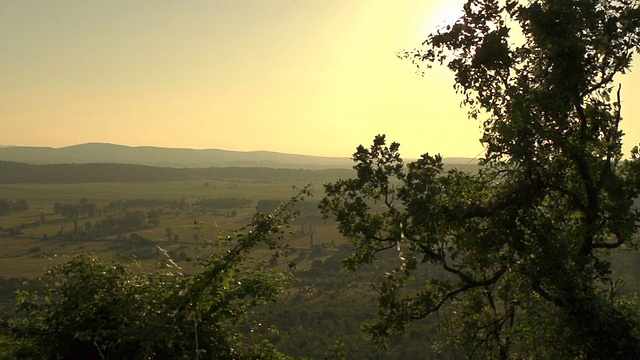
[422,2,465,34]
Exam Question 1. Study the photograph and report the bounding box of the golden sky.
[2,1,640,159]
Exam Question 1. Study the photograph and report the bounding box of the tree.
[52,202,62,214]
[147,208,162,226]
[0,201,11,216]
[321,1,640,358]
[12,200,29,213]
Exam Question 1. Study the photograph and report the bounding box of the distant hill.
[0,143,479,169]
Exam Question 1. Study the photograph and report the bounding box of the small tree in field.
[322,1,640,358]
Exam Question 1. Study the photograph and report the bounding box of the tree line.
[0,161,354,184]
[0,200,29,216]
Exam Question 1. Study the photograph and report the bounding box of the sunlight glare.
[421,2,464,34]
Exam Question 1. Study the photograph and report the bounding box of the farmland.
[0,174,341,278]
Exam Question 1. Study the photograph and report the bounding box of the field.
[0,179,339,278]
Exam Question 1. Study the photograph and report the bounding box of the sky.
[2,1,640,159]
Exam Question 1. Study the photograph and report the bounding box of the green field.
[0,179,338,278]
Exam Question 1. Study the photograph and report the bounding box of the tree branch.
[592,230,625,250]
[412,265,508,320]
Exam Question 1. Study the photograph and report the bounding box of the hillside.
[0,143,478,169]
[0,143,354,169]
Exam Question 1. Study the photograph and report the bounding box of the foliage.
[322,0,640,358]
[254,257,450,360]
[0,187,310,359]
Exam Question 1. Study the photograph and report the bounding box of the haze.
[3,1,640,159]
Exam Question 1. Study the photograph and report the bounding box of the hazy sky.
[3,1,640,158]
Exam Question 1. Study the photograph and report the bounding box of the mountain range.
[0,143,478,169]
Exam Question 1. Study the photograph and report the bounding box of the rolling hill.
[0,143,478,169]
